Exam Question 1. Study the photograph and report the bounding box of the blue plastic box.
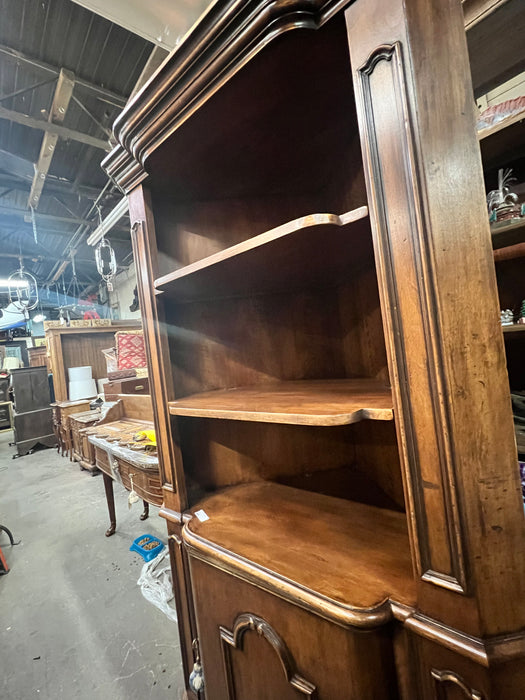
[130,534,165,562]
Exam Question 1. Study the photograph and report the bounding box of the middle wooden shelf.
[154,207,371,302]
[168,378,393,426]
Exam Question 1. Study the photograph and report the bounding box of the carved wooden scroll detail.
[431,669,484,699]
[356,42,467,594]
[220,613,318,699]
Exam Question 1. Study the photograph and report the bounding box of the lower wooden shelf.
[182,481,415,629]
[491,218,525,250]
[168,378,393,426]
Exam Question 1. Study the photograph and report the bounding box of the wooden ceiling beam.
[0,105,111,151]
[0,172,118,201]
[0,43,127,108]
[0,203,95,227]
[28,68,75,210]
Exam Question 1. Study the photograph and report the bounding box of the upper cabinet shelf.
[155,207,370,301]
[465,0,525,98]
[479,105,525,170]
[168,378,393,426]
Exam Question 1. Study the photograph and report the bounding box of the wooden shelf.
[466,0,525,98]
[479,106,525,170]
[155,208,371,301]
[478,106,525,143]
[168,378,393,426]
[503,325,525,335]
[491,219,525,250]
[183,481,415,627]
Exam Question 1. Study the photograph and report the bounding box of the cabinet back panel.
[147,13,366,277]
[165,265,388,397]
[167,289,346,397]
[146,15,361,207]
[177,417,404,511]
[152,193,319,277]
[61,333,114,383]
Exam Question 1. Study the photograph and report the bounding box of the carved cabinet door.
[218,613,317,700]
[187,556,400,700]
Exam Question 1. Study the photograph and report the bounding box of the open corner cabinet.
[103,0,525,698]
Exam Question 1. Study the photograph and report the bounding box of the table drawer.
[117,458,163,506]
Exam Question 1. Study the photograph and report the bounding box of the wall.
[106,262,142,320]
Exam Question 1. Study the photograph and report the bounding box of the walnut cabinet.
[102,0,525,697]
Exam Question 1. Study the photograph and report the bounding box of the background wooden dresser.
[51,399,91,457]
[101,0,525,697]
[45,322,141,401]
[27,346,48,370]
[103,376,149,401]
[69,407,102,472]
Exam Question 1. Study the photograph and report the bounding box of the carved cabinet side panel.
[128,186,187,510]
[350,38,467,594]
[346,0,525,637]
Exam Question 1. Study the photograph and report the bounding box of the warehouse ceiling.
[0,0,218,315]
[0,0,158,302]
[72,0,213,50]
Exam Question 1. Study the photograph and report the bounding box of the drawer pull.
[134,385,144,390]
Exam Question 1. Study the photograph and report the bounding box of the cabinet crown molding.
[102,0,354,192]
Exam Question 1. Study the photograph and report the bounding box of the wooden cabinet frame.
[102,0,525,696]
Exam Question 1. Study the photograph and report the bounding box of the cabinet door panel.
[220,613,316,700]
[188,556,400,700]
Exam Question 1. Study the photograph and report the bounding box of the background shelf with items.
[478,78,525,490]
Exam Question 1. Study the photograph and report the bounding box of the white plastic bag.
[137,548,178,622]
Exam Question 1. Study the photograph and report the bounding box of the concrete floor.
[0,430,185,700]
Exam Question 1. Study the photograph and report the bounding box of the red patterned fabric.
[116,331,147,370]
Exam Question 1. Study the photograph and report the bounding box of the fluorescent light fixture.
[87,197,129,246]
[0,278,29,288]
